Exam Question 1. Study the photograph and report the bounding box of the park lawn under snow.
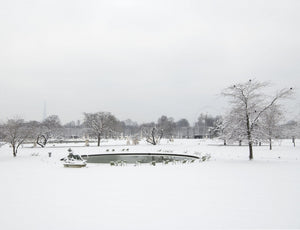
[0,139,299,230]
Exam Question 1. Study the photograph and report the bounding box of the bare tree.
[282,118,300,147]
[194,114,220,138]
[142,126,163,145]
[175,118,190,138]
[213,118,226,145]
[218,113,245,145]
[0,123,6,143]
[260,104,284,150]
[36,115,62,147]
[83,112,118,146]
[120,119,139,137]
[157,115,175,138]
[222,79,293,160]
[2,119,31,157]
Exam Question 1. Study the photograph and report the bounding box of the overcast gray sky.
[1,0,299,124]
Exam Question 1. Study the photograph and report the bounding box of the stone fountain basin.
[81,153,199,164]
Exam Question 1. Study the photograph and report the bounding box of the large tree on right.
[222,79,293,160]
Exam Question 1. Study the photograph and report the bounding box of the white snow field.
[0,139,299,230]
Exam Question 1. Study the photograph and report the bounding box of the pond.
[81,153,199,164]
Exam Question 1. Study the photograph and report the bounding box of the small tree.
[222,79,293,160]
[157,115,175,139]
[218,113,246,145]
[142,127,163,145]
[3,119,31,157]
[36,115,62,147]
[120,119,139,137]
[175,118,190,138]
[194,114,220,138]
[83,112,118,146]
[260,104,284,150]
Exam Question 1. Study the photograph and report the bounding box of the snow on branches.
[221,79,294,160]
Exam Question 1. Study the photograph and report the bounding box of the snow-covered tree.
[219,110,247,144]
[83,112,118,146]
[222,79,293,160]
[260,104,284,150]
[2,119,31,157]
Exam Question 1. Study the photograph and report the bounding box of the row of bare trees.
[0,79,298,159]
[0,116,62,157]
[0,111,218,156]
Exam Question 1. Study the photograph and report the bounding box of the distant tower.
[43,101,47,121]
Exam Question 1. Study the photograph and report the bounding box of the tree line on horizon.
[0,79,299,159]
[0,113,222,156]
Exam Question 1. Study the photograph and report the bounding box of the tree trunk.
[269,138,272,150]
[292,137,295,147]
[248,142,253,160]
[152,133,156,145]
[151,128,157,145]
[224,140,227,146]
[12,145,17,157]
[246,114,253,160]
[97,134,101,146]
[246,113,253,160]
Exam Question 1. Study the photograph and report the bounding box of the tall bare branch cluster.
[142,127,163,145]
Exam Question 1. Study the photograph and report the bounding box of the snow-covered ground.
[0,139,299,229]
